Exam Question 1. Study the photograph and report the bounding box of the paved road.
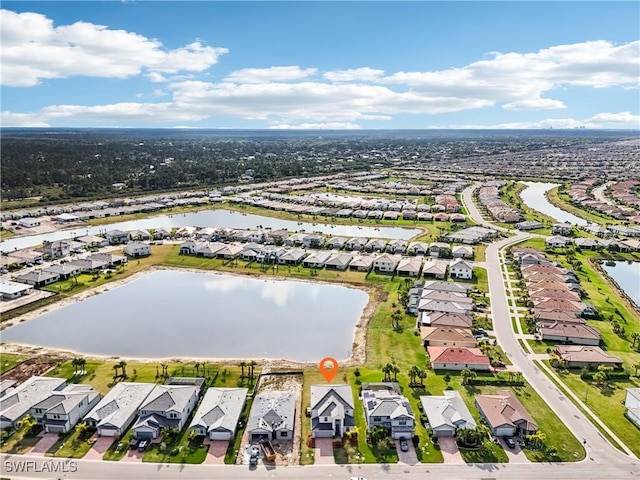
[1,452,639,480]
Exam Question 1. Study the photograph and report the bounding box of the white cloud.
[224,66,317,84]
[0,9,228,86]
[427,111,640,130]
[323,67,385,83]
[0,111,50,127]
[503,98,567,110]
[268,122,362,129]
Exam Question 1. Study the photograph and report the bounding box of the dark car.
[249,456,258,468]
[504,437,516,449]
[399,437,409,452]
[129,438,139,449]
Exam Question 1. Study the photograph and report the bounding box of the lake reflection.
[520,182,587,226]
[601,261,640,307]
[1,270,369,362]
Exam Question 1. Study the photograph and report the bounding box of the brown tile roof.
[538,322,601,341]
[529,288,581,302]
[427,347,490,365]
[426,312,474,328]
[475,390,538,432]
[555,346,622,365]
[420,327,476,347]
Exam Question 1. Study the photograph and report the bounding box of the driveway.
[28,432,59,456]
[121,446,145,462]
[84,434,113,460]
[437,436,464,464]
[313,437,335,465]
[395,439,418,465]
[499,437,530,463]
[202,439,228,465]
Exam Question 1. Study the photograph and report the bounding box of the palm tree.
[391,364,400,382]
[408,366,419,386]
[78,358,86,376]
[634,362,640,377]
[18,414,36,435]
[194,362,200,377]
[382,363,393,382]
[417,368,427,386]
[72,358,79,376]
[239,361,247,379]
[593,371,607,388]
[119,360,127,379]
[113,364,120,379]
[443,374,451,387]
[74,422,89,444]
[461,369,476,386]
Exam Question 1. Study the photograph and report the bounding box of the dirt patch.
[0,357,62,384]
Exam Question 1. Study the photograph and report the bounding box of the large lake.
[0,209,422,252]
[601,261,640,307]
[1,270,369,362]
[520,182,587,226]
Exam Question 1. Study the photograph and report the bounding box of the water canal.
[601,261,640,307]
[519,182,588,226]
[1,270,370,362]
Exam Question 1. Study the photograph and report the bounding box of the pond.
[519,182,588,226]
[0,209,422,252]
[601,261,640,307]
[1,270,370,362]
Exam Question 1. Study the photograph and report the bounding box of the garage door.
[98,428,117,437]
[209,432,231,441]
[46,425,66,434]
[495,427,514,437]
[135,431,154,440]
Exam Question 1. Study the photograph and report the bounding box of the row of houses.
[566,179,640,223]
[513,248,607,349]
[609,180,640,212]
[477,182,523,223]
[406,280,492,371]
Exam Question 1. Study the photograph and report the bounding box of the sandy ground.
[0,265,380,369]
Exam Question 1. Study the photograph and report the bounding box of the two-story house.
[361,383,415,439]
[31,384,101,434]
[310,385,355,439]
[132,385,199,440]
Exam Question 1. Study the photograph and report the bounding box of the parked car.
[138,440,149,451]
[504,437,516,449]
[249,456,258,468]
[129,438,139,449]
[399,437,409,452]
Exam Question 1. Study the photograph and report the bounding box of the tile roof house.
[247,391,296,442]
[325,252,354,270]
[310,385,355,439]
[189,388,248,441]
[428,347,491,371]
[420,327,476,348]
[0,377,67,429]
[418,312,473,329]
[373,253,402,273]
[449,259,474,280]
[624,388,640,427]
[420,390,476,437]
[31,384,101,434]
[537,322,601,346]
[397,256,424,277]
[349,254,374,272]
[361,383,415,439]
[84,382,156,437]
[422,260,449,279]
[14,270,60,288]
[555,345,622,369]
[475,390,538,437]
[133,385,199,439]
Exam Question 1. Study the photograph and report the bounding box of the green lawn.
[0,353,29,374]
[103,429,135,461]
[51,427,95,458]
[0,425,41,454]
[547,187,625,226]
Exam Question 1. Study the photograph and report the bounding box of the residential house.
[420,390,476,437]
[18,217,40,228]
[154,228,172,240]
[422,280,471,294]
[14,270,60,288]
[373,253,401,273]
[327,237,348,250]
[302,251,332,268]
[427,347,491,371]
[31,384,101,434]
[537,322,601,345]
[84,382,155,437]
[407,241,429,256]
[421,327,476,348]
[422,260,449,279]
[0,380,16,398]
[452,245,473,259]
[552,223,573,235]
[133,385,199,439]
[349,255,374,272]
[215,244,244,259]
[278,248,308,265]
[130,229,151,241]
[246,391,296,442]
[624,388,640,427]
[302,234,325,249]
[105,229,129,244]
[124,242,151,258]
[189,388,248,441]
[41,240,71,259]
[574,238,599,250]
[555,345,622,369]
[180,239,205,255]
[67,258,109,273]
[546,236,570,248]
[75,235,109,248]
[429,242,451,258]
[417,300,471,316]
[366,238,388,253]
[475,390,538,437]
[516,220,544,230]
[87,253,128,267]
[310,385,355,439]
[361,383,415,439]
[449,259,473,280]
[397,257,423,277]
[418,312,473,329]
[0,281,34,300]
[325,252,354,271]
[345,237,368,251]
[387,240,408,254]
[0,377,67,429]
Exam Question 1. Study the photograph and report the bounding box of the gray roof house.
[31,384,101,434]
[349,254,374,272]
[189,388,248,441]
[247,391,296,442]
[420,390,476,437]
[0,376,67,429]
[133,385,199,439]
[325,252,354,270]
[361,383,415,439]
[14,270,60,288]
[68,258,109,273]
[83,382,155,437]
[310,385,355,439]
[43,263,82,279]
[277,248,308,265]
[397,256,424,277]
[302,251,332,268]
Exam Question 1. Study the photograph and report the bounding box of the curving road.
[1,186,638,479]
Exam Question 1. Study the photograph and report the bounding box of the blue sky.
[1,1,639,129]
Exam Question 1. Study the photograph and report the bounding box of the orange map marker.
[319,357,339,383]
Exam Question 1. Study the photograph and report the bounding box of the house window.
[399,420,407,426]
[373,417,381,422]
[281,431,288,437]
